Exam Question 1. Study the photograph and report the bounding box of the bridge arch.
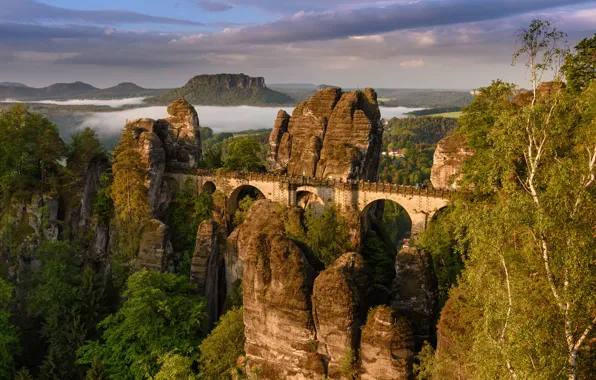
[361,199,413,247]
[201,180,216,194]
[295,186,327,216]
[227,184,267,220]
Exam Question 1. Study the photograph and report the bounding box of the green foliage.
[84,359,105,380]
[413,341,435,380]
[0,105,66,201]
[168,181,213,275]
[110,126,150,226]
[93,172,114,222]
[27,241,86,376]
[407,107,463,117]
[304,206,351,267]
[431,22,596,378]
[39,348,68,380]
[198,307,245,380]
[154,353,196,380]
[233,195,255,226]
[77,270,207,380]
[417,208,465,308]
[379,115,456,185]
[67,128,105,182]
[338,348,357,379]
[0,278,19,379]
[381,201,412,244]
[110,126,150,258]
[360,238,394,287]
[14,368,34,380]
[563,33,596,93]
[224,137,264,172]
[202,145,223,169]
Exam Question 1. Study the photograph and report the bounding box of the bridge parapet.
[193,169,454,200]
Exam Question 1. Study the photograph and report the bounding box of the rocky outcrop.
[269,88,383,181]
[223,229,243,293]
[239,201,325,379]
[391,247,438,348]
[359,306,414,380]
[137,219,174,272]
[312,253,371,378]
[266,110,291,172]
[128,98,202,218]
[79,155,109,229]
[430,133,472,190]
[316,88,383,181]
[191,219,225,329]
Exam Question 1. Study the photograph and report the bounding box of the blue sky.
[2,0,596,89]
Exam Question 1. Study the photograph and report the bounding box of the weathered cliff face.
[430,133,473,190]
[239,201,325,379]
[359,306,414,380]
[137,219,174,273]
[312,253,371,378]
[316,88,383,181]
[191,219,226,330]
[268,88,383,181]
[79,155,109,229]
[128,98,202,218]
[266,110,291,171]
[391,247,438,348]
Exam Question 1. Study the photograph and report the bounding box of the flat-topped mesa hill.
[267,87,383,181]
[145,73,295,106]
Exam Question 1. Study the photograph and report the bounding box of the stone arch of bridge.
[361,198,413,245]
[295,186,326,216]
[201,180,216,194]
[227,183,267,218]
[360,194,438,237]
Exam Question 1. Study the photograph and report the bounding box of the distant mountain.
[145,73,295,106]
[269,83,318,90]
[0,82,28,88]
[0,81,165,101]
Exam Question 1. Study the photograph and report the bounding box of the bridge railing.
[193,169,453,199]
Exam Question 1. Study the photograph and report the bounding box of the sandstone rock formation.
[79,155,109,229]
[191,219,225,329]
[430,133,473,190]
[266,110,290,171]
[137,219,174,272]
[239,200,325,379]
[359,306,414,380]
[128,98,202,217]
[312,253,371,378]
[268,88,383,181]
[391,247,438,348]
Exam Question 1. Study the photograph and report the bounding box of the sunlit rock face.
[268,88,383,181]
[127,98,203,218]
[238,200,326,380]
[430,133,473,190]
[359,306,415,380]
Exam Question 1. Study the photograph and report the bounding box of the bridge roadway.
[167,169,452,236]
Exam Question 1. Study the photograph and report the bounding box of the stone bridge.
[168,169,452,236]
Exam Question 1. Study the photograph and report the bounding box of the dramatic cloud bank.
[2,0,596,89]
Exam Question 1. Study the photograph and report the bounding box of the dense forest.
[379,116,458,186]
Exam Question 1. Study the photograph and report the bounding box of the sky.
[1,0,596,89]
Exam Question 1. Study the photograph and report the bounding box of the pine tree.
[85,359,105,380]
[14,368,34,380]
[39,349,66,380]
[110,126,150,225]
[110,126,151,257]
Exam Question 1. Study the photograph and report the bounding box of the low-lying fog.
[75,101,421,140]
[1,98,147,107]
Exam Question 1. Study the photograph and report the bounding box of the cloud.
[1,0,204,26]
[192,1,234,12]
[13,51,80,62]
[209,0,595,44]
[400,58,425,68]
